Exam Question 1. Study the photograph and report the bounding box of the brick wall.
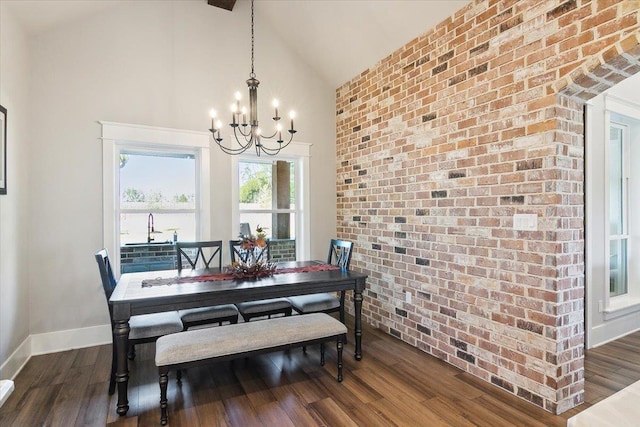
[336,0,639,414]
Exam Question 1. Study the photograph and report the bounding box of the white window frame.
[100,122,211,276]
[606,121,630,300]
[230,142,311,261]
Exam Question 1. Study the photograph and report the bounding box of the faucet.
[147,213,155,243]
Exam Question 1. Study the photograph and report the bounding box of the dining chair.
[288,239,354,324]
[230,239,293,322]
[175,241,239,329]
[95,248,183,395]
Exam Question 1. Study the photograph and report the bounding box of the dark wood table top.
[110,260,367,319]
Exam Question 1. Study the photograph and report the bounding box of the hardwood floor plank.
[269,385,325,426]
[45,365,93,426]
[253,401,297,427]
[194,401,232,427]
[421,396,479,427]
[470,394,552,427]
[77,381,114,426]
[312,374,391,426]
[90,344,114,385]
[352,366,433,405]
[222,395,263,427]
[367,396,447,426]
[9,384,62,426]
[308,397,360,427]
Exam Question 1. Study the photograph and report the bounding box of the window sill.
[604,297,640,320]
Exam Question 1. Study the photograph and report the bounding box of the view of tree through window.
[119,151,197,244]
[238,160,295,240]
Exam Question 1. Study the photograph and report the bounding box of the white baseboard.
[0,380,15,408]
[0,336,31,381]
[0,323,112,381]
[30,324,112,356]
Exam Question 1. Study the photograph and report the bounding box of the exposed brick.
[335,0,636,415]
[546,0,577,20]
[432,62,448,75]
[395,308,408,317]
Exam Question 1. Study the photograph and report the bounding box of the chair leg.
[337,337,344,382]
[108,338,117,395]
[177,369,182,383]
[159,367,169,425]
[128,343,136,361]
[339,291,348,344]
[320,342,325,366]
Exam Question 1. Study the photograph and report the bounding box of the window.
[100,122,211,275]
[231,142,311,262]
[608,121,629,297]
[119,151,197,244]
[237,159,297,260]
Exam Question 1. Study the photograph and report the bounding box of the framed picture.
[0,105,5,194]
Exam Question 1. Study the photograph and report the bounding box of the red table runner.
[141,263,341,287]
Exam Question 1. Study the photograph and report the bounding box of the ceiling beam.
[207,0,236,11]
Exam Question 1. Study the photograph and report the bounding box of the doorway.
[585,72,640,348]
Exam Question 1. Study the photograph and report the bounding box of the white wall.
[0,0,336,374]
[0,4,32,378]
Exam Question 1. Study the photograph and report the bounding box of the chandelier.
[209,0,297,156]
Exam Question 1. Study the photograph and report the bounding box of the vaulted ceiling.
[6,0,471,88]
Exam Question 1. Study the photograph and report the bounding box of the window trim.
[601,95,640,316]
[100,122,211,276]
[231,142,311,261]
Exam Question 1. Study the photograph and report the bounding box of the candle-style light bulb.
[235,91,242,101]
[272,99,280,120]
[209,109,217,130]
[276,123,283,142]
[289,110,296,131]
[241,106,247,125]
[231,103,237,125]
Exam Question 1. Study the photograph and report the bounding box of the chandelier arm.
[253,132,295,155]
[233,124,253,138]
[215,139,250,155]
[261,129,280,140]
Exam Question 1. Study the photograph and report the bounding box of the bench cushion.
[156,313,346,367]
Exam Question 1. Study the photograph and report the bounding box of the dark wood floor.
[1,319,638,426]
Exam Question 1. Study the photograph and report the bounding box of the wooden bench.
[155,313,347,425]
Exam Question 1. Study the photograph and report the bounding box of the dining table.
[109,260,367,416]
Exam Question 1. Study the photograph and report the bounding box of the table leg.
[354,289,363,360]
[114,320,130,415]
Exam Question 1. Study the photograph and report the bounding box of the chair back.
[95,248,117,322]
[328,239,353,271]
[229,239,270,264]
[176,241,223,271]
[239,222,251,238]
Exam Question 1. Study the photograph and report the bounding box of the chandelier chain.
[250,0,255,78]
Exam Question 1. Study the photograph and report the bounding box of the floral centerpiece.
[226,225,277,279]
